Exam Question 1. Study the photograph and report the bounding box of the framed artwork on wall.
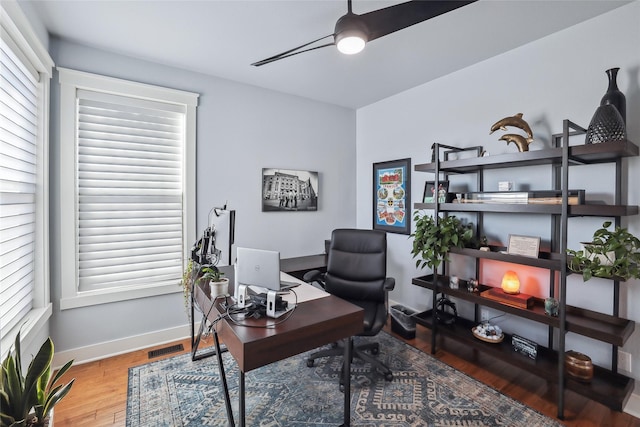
[262,168,318,212]
[373,158,411,235]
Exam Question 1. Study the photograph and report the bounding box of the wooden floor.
[53,323,640,427]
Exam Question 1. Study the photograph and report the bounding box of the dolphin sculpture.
[490,113,533,139]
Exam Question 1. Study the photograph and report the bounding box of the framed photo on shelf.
[423,181,449,203]
[507,234,540,258]
[373,158,410,235]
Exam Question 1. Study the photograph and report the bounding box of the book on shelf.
[462,190,585,205]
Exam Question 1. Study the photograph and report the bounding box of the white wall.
[356,1,640,395]
[47,38,356,357]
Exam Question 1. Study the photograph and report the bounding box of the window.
[0,2,53,354]
[58,68,198,309]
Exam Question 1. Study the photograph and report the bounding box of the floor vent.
[148,344,184,359]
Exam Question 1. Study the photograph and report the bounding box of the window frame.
[0,1,54,356]
[57,68,198,310]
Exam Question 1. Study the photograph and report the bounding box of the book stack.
[462,190,585,205]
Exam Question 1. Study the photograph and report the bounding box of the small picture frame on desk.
[423,181,449,203]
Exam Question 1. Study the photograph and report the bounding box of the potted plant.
[200,266,229,299]
[567,221,640,281]
[1,332,75,427]
[410,211,475,271]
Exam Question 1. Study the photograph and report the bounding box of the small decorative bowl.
[565,350,593,382]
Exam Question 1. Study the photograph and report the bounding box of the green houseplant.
[567,221,640,281]
[181,261,228,317]
[410,211,475,271]
[1,332,75,427]
[200,266,228,299]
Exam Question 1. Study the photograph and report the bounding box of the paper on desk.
[279,271,330,304]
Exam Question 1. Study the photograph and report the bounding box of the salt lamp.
[501,270,520,295]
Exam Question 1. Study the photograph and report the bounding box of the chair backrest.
[324,229,387,303]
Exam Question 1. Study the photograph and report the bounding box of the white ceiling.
[23,0,631,109]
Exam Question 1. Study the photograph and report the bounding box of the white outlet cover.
[618,351,632,372]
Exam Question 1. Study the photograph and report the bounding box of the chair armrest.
[384,277,395,292]
[303,269,326,289]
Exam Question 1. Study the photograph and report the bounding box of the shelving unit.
[411,120,637,417]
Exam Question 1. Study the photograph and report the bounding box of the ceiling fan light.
[334,12,368,55]
[336,33,366,54]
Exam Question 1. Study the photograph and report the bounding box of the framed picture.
[262,168,318,212]
[507,234,540,258]
[373,158,411,235]
[423,181,449,203]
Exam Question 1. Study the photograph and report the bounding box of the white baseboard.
[52,323,197,368]
[625,392,640,418]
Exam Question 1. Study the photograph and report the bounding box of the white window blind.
[75,90,186,292]
[0,36,38,338]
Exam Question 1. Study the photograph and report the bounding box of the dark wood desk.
[189,254,327,359]
[193,260,363,426]
[279,253,326,280]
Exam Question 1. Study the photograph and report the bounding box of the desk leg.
[212,328,235,427]
[342,337,352,427]
[239,371,246,427]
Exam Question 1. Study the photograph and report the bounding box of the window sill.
[1,304,53,360]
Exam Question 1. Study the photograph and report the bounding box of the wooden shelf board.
[570,140,639,162]
[411,275,635,346]
[413,202,639,217]
[414,140,638,174]
[414,310,634,411]
[449,246,563,270]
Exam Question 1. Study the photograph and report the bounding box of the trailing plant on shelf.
[567,221,640,281]
[410,211,475,271]
[1,331,75,427]
[181,258,196,315]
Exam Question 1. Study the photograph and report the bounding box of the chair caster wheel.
[384,372,393,381]
[339,383,345,393]
[306,359,314,367]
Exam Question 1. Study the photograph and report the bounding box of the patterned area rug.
[127,332,562,426]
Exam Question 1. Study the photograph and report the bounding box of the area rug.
[126,332,562,426]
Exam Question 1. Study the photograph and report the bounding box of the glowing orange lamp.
[501,270,520,295]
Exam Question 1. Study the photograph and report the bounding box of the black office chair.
[303,228,395,383]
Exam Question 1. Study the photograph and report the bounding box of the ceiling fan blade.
[360,0,477,42]
[252,34,334,66]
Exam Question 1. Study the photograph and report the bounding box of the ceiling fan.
[251,0,477,66]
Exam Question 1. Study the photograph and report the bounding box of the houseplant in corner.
[567,221,640,281]
[1,331,75,427]
[410,211,475,271]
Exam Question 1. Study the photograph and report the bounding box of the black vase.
[600,67,626,124]
[585,104,626,144]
